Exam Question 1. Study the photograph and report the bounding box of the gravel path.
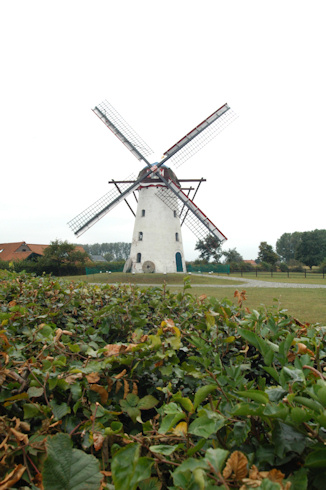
[196,275,326,289]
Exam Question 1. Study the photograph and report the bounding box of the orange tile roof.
[0,242,86,262]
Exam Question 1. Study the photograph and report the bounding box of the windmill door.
[176,252,183,272]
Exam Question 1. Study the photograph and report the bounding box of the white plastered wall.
[128,186,186,273]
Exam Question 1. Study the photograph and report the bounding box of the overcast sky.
[1,1,325,260]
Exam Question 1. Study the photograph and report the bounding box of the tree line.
[81,242,131,261]
[195,229,326,271]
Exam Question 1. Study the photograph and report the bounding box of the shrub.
[1,271,326,489]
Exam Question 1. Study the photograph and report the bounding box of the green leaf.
[158,412,186,434]
[23,403,42,419]
[204,447,229,473]
[237,390,269,404]
[193,384,216,410]
[50,400,71,420]
[28,386,44,398]
[188,414,225,438]
[42,433,102,490]
[138,477,162,490]
[111,443,153,490]
[68,343,80,353]
[260,480,282,490]
[172,458,208,488]
[272,421,307,459]
[305,448,326,468]
[149,444,178,456]
[138,395,159,410]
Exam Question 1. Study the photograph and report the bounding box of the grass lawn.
[171,286,326,326]
[68,272,242,286]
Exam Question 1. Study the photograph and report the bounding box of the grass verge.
[174,286,326,325]
[66,272,242,286]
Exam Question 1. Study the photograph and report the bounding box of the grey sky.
[1,1,325,260]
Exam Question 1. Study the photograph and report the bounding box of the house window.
[141,209,145,217]
[175,233,179,242]
[173,210,177,218]
[138,232,143,241]
[137,253,141,263]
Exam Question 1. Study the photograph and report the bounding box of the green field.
[72,272,242,286]
[176,286,326,326]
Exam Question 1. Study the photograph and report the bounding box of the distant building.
[0,242,87,262]
[243,260,258,267]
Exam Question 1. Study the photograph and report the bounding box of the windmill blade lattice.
[68,174,137,237]
[162,105,238,169]
[156,181,226,243]
[93,100,153,164]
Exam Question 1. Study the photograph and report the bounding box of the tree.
[295,229,326,269]
[257,242,279,266]
[223,248,243,264]
[42,240,89,268]
[195,235,223,262]
[276,232,302,263]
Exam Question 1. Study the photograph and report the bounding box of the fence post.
[305,269,306,278]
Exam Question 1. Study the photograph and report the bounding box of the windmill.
[68,100,237,273]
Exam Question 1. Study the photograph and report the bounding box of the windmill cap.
[138,165,180,185]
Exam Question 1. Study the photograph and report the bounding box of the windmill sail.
[93,100,153,165]
[162,104,237,169]
[156,181,226,242]
[68,174,137,237]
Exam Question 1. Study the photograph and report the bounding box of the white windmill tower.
[68,100,237,272]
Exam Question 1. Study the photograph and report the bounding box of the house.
[243,260,258,267]
[0,242,87,262]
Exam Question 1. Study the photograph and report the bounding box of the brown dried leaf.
[115,380,122,394]
[65,373,83,384]
[124,343,138,353]
[107,378,113,393]
[86,372,100,384]
[123,379,130,399]
[93,432,105,451]
[260,468,285,484]
[115,369,127,380]
[132,382,138,395]
[62,330,73,336]
[240,479,261,488]
[0,352,9,365]
[0,434,9,450]
[223,451,248,481]
[89,384,108,405]
[0,464,26,490]
[103,344,127,357]
[10,427,29,445]
[54,328,63,343]
[0,333,10,349]
[297,342,314,357]
[248,465,260,480]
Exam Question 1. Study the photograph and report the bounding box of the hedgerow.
[1,271,326,489]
